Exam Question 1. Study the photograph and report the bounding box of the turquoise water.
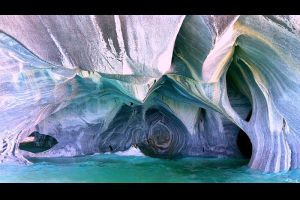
[0,154,299,183]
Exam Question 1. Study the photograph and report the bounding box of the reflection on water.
[0,154,299,182]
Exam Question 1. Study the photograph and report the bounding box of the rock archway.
[0,15,300,173]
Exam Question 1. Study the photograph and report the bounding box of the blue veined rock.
[0,15,300,173]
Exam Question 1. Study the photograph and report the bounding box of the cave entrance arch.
[19,131,58,153]
[226,54,253,159]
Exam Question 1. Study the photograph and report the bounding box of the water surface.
[0,154,299,183]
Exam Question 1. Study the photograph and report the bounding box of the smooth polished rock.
[0,15,300,173]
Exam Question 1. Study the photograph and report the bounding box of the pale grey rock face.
[0,15,300,173]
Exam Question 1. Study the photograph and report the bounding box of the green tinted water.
[0,154,299,183]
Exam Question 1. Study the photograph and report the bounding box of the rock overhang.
[0,15,299,173]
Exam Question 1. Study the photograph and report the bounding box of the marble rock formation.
[0,15,300,173]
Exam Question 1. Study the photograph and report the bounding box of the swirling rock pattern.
[0,15,300,172]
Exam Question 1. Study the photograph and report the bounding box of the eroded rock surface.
[0,15,300,173]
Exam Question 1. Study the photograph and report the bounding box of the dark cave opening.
[19,131,58,153]
[237,129,252,159]
[226,61,253,159]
